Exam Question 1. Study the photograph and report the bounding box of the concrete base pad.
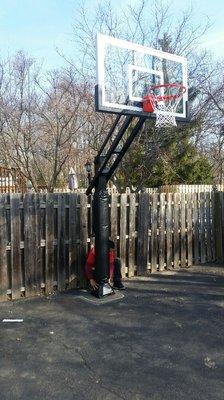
[74,289,125,305]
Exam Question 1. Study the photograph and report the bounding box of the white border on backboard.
[96,33,188,118]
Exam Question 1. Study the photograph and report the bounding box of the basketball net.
[155,103,178,128]
[143,84,186,129]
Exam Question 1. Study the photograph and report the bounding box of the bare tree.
[68,0,216,188]
[0,1,222,190]
[0,53,97,191]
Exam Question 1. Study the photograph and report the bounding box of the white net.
[155,103,177,128]
[151,85,185,129]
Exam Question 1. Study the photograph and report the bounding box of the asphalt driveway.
[0,264,224,400]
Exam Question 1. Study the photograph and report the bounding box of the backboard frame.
[96,33,189,121]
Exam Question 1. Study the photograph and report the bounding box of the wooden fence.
[0,166,26,193]
[47,184,224,194]
[145,184,224,194]
[0,191,223,302]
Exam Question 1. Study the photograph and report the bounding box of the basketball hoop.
[143,83,186,128]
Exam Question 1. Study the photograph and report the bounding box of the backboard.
[96,34,188,121]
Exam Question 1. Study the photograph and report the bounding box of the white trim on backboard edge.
[96,33,188,118]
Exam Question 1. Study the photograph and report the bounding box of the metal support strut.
[87,116,146,298]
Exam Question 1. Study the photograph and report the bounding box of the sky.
[0,0,223,71]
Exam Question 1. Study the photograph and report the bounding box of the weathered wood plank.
[205,192,212,262]
[158,194,165,271]
[173,193,180,268]
[137,193,149,275]
[11,194,22,299]
[0,195,8,299]
[213,192,223,262]
[57,194,66,291]
[151,193,158,273]
[45,193,55,293]
[64,193,70,283]
[200,192,206,263]
[110,194,118,250]
[38,194,46,289]
[33,194,42,293]
[193,193,200,264]
[79,194,88,288]
[187,193,193,267]
[166,193,173,269]
[128,193,136,277]
[35,194,42,292]
[24,193,37,296]
[180,193,186,267]
[69,193,78,288]
[210,192,216,262]
[221,192,224,262]
[120,193,127,277]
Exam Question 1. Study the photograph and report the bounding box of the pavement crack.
[61,341,127,400]
[76,348,127,400]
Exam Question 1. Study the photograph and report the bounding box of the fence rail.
[0,191,223,302]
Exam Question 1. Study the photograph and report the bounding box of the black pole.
[93,156,110,289]
[87,116,146,298]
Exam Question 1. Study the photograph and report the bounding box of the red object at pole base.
[142,95,155,113]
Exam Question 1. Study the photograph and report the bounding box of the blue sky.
[0,0,223,70]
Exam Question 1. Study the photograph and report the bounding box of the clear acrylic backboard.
[96,34,188,121]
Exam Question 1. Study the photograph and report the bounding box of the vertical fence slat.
[166,193,173,269]
[11,194,21,299]
[151,193,158,273]
[57,194,66,291]
[33,194,41,293]
[128,193,136,277]
[180,193,186,267]
[200,192,206,263]
[24,193,37,296]
[211,191,216,262]
[35,194,42,292]
[137,193,149,275]
[193,193,200,264]
[64,193,70,283]
[120,193,127,277]
[213,192,223,262]
[45,193,55,293]
[0,195,8,299]
[69,193,78,288]
[205,192,212,262]
[159,194,165,271]
[39,194,46,290]
[221,193,224,262]
[110,194,118,249]
[79,194,88,287]
[173,193,180,268]
[187,193,193,267]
